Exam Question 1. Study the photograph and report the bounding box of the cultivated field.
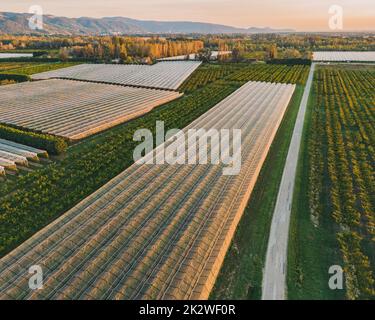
[313,51,375,62]
[226,64,310,85]
[0,80,237,259]
[289,65,375,299]
[180,63,309,92]
[0,62,81,75]
[179,64,244,92]
[31,61,202,90]
[0,80,182,140]
[0,80,295,300]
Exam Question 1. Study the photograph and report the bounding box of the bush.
[267,59,312,66]
[33,51,49,57]
[0,124,68,155]
[0,73,30,83]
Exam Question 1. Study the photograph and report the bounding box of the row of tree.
[1,33,373,64]
[309,68,375,299]
[61,37,204,62]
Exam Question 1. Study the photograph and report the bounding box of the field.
[179,63,244,92]
[313,51,375,62]
[0,80,182,140]
[288,65,375,300]
[226,64,310,85]
[0,62,80,76]
[0,81,295,300]
[0,61,309,299]
[0,80,239,257]
[180,63,309,92]
[31,61,202,90]
[0,62,33,73]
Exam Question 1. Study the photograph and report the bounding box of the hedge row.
[267,58,312,66]
[0,74,30,83]
[0,124,68,155]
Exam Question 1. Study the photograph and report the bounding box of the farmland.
[0,62,33,73]
[225,64,310,85]
[0,5,374,304]
[0,80,239,257]
[0,59,309,300]
[0,80,182,140]
[0,62,81,76]
[180,63,309,93]
[179,63,244,92]
[0,80,295,300]
[2,53,371,301]
[31,61,202,90]
[288,65,375,299]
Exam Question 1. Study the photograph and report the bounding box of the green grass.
[0,62,31,73]
[0,62,80,75]
[210,84,305,300]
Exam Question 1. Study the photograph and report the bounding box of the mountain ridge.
[0,12,295,35]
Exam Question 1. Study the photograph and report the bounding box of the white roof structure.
[313,51,375,62]
[0,79,182,140]
[0,139,46,160]
[0,53,33,59]
[31,61,202,90]
[0,139,48,176]
[0,150,28,166]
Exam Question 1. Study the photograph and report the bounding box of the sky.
[1,0,374,31]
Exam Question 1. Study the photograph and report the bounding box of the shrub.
[267,59,312,66]
[0,124,68,155]
[0,73,30,83]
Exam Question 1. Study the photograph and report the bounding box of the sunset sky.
[1,0,374,31]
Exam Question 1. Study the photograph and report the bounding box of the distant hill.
[0,12,295,35]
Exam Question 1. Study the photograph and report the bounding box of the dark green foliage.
[267,59,312,66]
[0,124,68,155]
[0,73,30,83]
[226,64,310,85]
